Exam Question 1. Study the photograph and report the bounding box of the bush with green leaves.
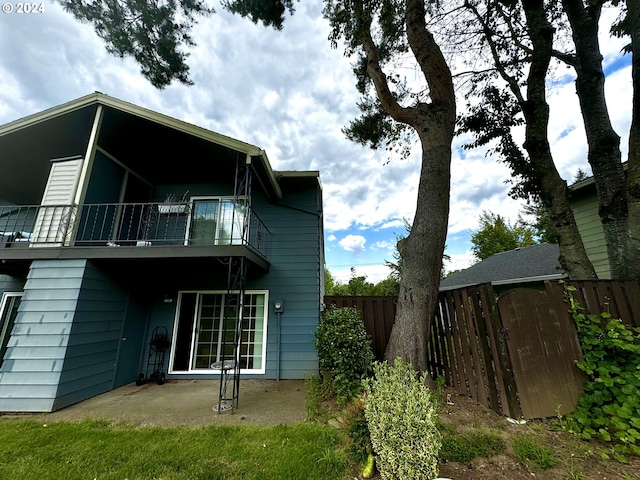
[314,306,375,403]
[565,286,640,462]
[363,359,441,480]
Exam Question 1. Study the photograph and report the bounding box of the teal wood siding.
[571,194,612,279]
[53,261,128,410]
[0,260,131,412]
[142,181,323,381]
[250,184,322,380]
[0,259,86,412]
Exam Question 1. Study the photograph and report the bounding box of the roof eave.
[439,273,567,292]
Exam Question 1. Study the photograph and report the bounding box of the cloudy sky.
[0,1,632,283]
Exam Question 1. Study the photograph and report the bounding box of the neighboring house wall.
[571,189,612,279]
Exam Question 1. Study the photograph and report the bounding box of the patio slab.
[13,379,307,427]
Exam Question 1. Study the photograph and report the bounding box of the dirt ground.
[434,390,640,480]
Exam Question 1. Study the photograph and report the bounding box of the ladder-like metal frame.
[215,154,252,413]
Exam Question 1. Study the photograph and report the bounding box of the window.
[0,292,22,369]
[169,291,267,374]
[185,197,246,246]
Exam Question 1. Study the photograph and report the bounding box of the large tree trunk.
[626,0,640,279]
[520,0,597,279]
[386,139,452,372]
[562,0,629,278]
[362,0,455,372]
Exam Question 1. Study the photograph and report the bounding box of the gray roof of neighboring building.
[440,243,565,290]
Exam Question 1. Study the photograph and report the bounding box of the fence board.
[447,290,474,398]
[478,284,521,418]
[459,287,488,408]
[470,288,501,413]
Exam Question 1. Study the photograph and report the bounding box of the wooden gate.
[497,286,585,418]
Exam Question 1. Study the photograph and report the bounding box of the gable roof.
[0,92,286,203]
[440,243,565,291]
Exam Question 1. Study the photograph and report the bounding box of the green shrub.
[512,433,558,469]
[363,359,441,480]
[342,395,372,464]
[564,286,640,462]
[314,306,375,403]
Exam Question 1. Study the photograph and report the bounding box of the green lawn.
[0,419,349,480]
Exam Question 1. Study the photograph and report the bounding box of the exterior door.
[113,296,147,388]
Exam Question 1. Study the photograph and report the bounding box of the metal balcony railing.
[0,201,270,260]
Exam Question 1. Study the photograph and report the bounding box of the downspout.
[273,300,284,381]
[276,311,281,381]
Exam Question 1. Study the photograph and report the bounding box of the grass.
[439,427,505,463]
[512,433,558,470]
[0,419,349,480]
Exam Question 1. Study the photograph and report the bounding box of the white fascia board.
[277,170,322,190]
[490,273,567,286]
[255,149,282,199]
[439,273,567,292]
[0,92,103,136]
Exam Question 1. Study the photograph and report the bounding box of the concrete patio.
[3,379,307,427]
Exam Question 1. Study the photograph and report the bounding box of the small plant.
[342,395,372,464]
[314,306,375,404]
[363,359,441,480]
[439,429,505,463]
[564,286,640,462]
[512,433,558,469]
[304,375,333,421]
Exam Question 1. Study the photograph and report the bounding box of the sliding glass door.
[187,197,246,246]
[170,291,267,374]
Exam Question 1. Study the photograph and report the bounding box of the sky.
[0,1,633,283]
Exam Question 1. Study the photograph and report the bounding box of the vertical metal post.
[216,153,252,413]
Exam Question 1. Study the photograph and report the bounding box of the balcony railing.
[0,201,270,260]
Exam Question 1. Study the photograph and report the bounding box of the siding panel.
[0,259,84,412]
[54,261,128,411]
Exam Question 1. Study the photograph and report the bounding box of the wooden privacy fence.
[325,280,640,419]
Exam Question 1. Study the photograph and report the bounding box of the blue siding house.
[0,93,324,412]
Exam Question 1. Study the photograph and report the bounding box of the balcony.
[0,201,270,268]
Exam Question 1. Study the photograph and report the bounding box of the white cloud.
[0,1,632,280]
[338,235,367,253]
[372,240,394,251]
[332,264,394,284]
[446,250,476,274]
